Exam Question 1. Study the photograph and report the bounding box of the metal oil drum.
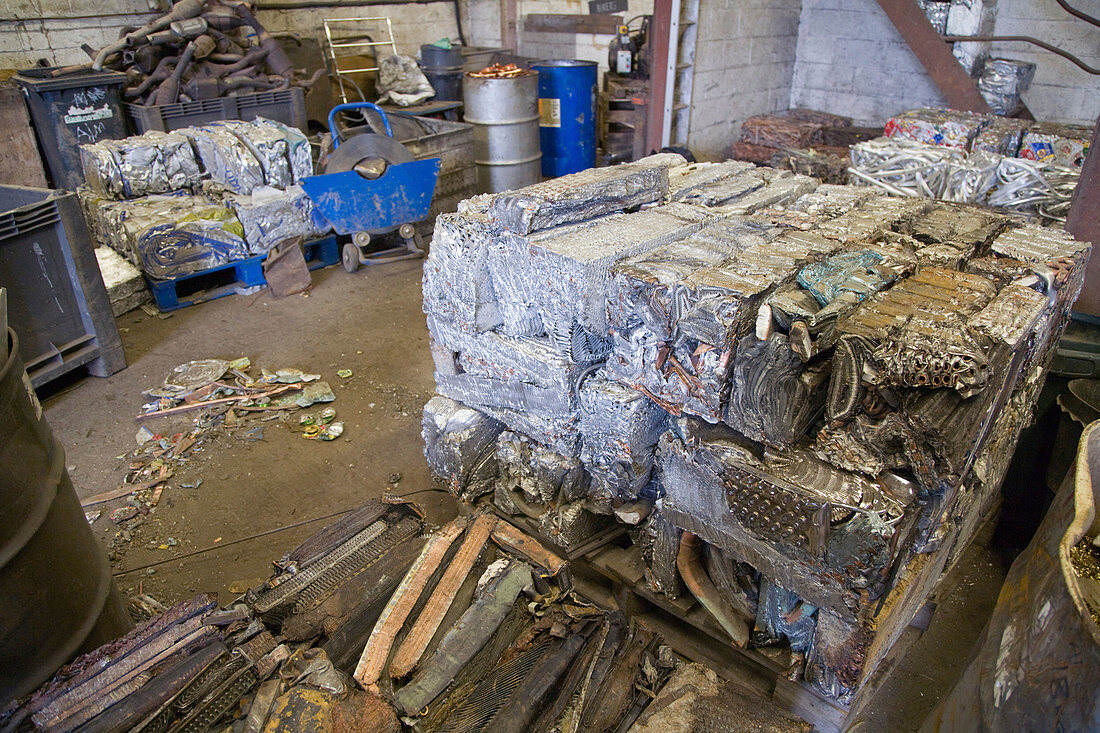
[532,59,597,177]
[462,69,541,193]
[0,328,132,705]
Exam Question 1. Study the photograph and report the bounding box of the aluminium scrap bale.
[185,125,266,195]
[422,395,504,501]
[489,203,715,341]
[578,369,668,508]
[487,152,685,235]
[216,119,295,190]
[421,197,503,333]
[428,315,591,418]
[81,130,203,199]
[605,218,786,422]
[223,185,329,255]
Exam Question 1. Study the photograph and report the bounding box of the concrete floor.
[42,260,1010,731]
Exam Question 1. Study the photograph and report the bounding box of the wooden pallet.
[569,537,941,733]
[484,503,628,560]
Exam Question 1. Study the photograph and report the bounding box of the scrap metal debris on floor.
[81,357,343,563]
[0,501,774,733]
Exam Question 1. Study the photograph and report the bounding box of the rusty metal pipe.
[676,532,750,647]
[93,0,203,70]
[124,55,178,99]
[154,41,196,106]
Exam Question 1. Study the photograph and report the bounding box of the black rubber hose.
[1053,0,1100,28]
[943,34,1100,75]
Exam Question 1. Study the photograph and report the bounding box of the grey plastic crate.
[394,115,476,220]
[127,88,307,133]
[0,185,125,388]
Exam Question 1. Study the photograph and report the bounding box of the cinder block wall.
[789,0,946,125]
[990,0,1100,124]
[790,0,1100,126]
[687,0,802,160]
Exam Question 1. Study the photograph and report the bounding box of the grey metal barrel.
[462,70,541,193]
[0,328,133,706]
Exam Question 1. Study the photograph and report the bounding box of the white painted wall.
[989,0,1100,124]
[688,0,802,160]
[789,0,1100,126]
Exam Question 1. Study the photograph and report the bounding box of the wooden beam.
[874,0,992,114]
[523,13,622,35]
[1065,113,1100,316]
[500,0,517,52]
[645,0,672,153]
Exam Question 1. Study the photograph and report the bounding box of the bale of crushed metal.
[489,203,714,341]
[578,369,667,508]
[487,153,684,235]
[422,395,504,501]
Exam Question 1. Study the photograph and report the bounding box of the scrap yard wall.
[789,0,1100,126]
[0,0,461,70]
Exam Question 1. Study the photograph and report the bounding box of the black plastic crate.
[127,88,307,133]
[13,67,129,191]
[0,185,125,388]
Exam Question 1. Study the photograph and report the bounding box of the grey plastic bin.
[0,185,126,388]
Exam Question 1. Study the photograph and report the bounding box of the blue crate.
[146,236,339,311]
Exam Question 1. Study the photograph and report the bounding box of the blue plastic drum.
[532,60,597,177]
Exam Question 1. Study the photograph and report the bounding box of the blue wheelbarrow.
[302,102,441,271]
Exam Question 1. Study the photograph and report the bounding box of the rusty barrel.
[0,328,132,705]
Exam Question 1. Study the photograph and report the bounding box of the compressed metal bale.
[422,204,503,334]
[487,153,684,235]
[724,333,830,447]
[422,395,504,501]
[607,227,836,423]
[495,430,588,506]
[216,120,294,191]
[223,185,329,255]
[655,422,903,618]
[753,579,816,654]
[696,169,818,213]
[667,160,758,202]
[578,370,668,506]
[185,125,266,195]
[488,203,714,340]
[633,508,682,598]
[80,130,202,199]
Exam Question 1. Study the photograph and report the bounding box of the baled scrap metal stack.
[79,118,325,279]
[657,207,1089,706]
[422,158,1093,712]
[731,109,855,184]
[423,157,830,547]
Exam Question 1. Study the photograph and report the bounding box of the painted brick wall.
[988,0,1100,124]
[687,0,802,161]
[789,0,1100,126]
[789,0,947,126]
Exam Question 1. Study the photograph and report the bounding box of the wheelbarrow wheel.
[342,243,362,273]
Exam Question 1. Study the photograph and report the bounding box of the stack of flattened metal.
[421,157,1093,714]
[7,503,703,733]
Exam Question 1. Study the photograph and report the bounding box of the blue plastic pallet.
[146,236,340,311]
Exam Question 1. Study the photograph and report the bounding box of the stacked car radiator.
[6,501,693,732]
[422,156,1091,707]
